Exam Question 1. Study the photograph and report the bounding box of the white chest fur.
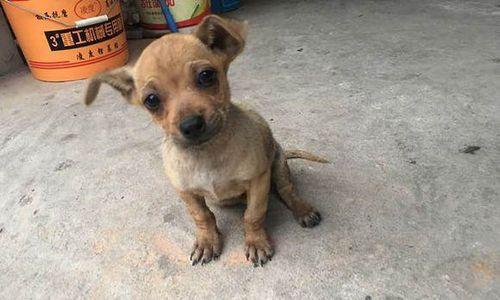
[161,139,263,201]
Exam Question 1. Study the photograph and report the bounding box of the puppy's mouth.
[176,114,224,147]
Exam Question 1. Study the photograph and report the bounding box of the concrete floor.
[1,0,499,299]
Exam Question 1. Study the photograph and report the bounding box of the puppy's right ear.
[84,67,137,105]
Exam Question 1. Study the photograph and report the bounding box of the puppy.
[84,15,328,267]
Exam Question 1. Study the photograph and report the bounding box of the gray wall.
[0,7,23,76]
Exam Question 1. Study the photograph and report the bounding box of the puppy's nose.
[179,115,206,140]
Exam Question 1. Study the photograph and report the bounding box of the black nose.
[179,115,206,139]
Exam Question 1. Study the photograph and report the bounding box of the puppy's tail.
[285,150,330,163]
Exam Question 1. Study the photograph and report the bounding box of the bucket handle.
[1,0,118,28]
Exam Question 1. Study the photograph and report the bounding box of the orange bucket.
[1,0,129,82]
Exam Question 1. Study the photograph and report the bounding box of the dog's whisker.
[143,119,154,129]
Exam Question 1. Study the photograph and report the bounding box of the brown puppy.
[84,15,328,267]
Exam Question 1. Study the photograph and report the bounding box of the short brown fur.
[84,15,328,267]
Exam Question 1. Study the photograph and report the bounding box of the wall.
[0,7,23,76]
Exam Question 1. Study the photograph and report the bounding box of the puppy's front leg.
[244,168,274,266]
[178,191,222,265]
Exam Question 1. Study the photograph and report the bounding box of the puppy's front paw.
[296,209,322,228]
[245,232,274,267]
[190,231,222,266]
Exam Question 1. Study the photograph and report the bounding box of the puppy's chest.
[162,148,254,200]
[182,161,249,199]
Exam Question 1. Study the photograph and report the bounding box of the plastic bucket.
[135,0,210,36]
[0,0,128,82]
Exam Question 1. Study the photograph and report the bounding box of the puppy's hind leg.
[271,144,322,228]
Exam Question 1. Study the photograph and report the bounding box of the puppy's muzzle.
[179,115,206,140]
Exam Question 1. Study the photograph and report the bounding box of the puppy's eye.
[144,94,160,111]
[197,69,217,88]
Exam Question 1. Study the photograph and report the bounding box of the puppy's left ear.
[193,15,248,63]
[84,67,138,105]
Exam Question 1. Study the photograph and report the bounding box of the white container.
[135,0,210,36]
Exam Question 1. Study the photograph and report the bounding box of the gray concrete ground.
[1,0,499,299]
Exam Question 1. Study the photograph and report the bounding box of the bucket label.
[136,0,209,29]
[44,13,124,51]
[74,0,103,19]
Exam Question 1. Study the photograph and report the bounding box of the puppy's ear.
[193,15,248,63]
[84,67,137,105]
